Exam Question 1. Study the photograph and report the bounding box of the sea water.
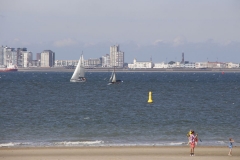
[0,71,239,147]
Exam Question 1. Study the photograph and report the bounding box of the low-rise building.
[226,62,239,68]
[153,62,169,68]
[128,58,153,69]
[195,62,208,68]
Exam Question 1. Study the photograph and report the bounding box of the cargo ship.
[0,64,18,72]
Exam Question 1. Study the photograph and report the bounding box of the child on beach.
[188,130,196,156]
[228,138,234,156]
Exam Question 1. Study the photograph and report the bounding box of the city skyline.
[1,0,240,63]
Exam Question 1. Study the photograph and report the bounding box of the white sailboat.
[70,54,86,82]
[108,67,122,85]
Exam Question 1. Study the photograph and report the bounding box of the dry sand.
[0,146,239,160]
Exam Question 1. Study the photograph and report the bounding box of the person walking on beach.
[188,130,196,156]
[228,138,234,156]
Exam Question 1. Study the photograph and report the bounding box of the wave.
[54,140,104,146]
[0,140,238,148]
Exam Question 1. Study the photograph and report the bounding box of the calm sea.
[0,71,239,147]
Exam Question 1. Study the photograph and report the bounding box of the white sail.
[109,72,113,82]
[70,54,85,82]
[79,54,85,78]
[111,72,116,82]
[109,68,116,83]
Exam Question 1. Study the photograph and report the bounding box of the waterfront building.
[102,54,110,67]
[0,46,4,65]
[153,62,169,68]
[110,45,124,67]
[85,58,101,68]
[40,50,55,67]
[184,62,195,68]
[31,60,40,67]
[195,62,208,68]
[206,62,226,68]
[16,48,27,67]
[226,62,239,68]
[55,60,76,67]
[128,58,154,69]
[2,46,17,66]
[22,51,32,67]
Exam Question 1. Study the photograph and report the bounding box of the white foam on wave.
[168,142,186,146]
[55,140,104,146]
[0,142,32,147]
[0,142,15,147]
[217,141,226,144]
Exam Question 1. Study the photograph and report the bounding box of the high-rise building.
[3,46,17,66]
[22,51,32,67]
[40,50,55,67]
[110,45,124,67]
[17,48,27,67]
[0,46,4,65]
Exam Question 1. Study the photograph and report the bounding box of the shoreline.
[17,67,240,73]
[0,146,239,160]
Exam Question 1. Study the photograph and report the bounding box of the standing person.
[188,130,196,156]
[228,138,234,156]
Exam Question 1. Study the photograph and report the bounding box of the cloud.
[153,39,164,45]
[173,36,187,46]
[53,38,77,47]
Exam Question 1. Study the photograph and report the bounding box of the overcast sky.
[0,0,240,63]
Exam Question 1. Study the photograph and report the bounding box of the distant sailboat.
[108,67,122,85]
[70,53,86,82]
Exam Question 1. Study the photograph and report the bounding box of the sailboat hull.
[108,80,123,85]
[70,78,86,82]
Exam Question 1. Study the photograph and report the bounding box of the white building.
[55,60,78,67]
[0,46,4,65]
[41,50,55,67]
[128,58,153,69]
[102,54,110,67]
[226,62,239,68]
[153,62,169,68]
[110,45,124,67]
[195,62,208,68]
[22,51,32,67]
[85,58,101,68]
[184,62,195,68]
[2,47,17,66]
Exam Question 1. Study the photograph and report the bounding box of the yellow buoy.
[148,91,153,103]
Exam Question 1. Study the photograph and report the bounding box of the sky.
[0,0,240,63]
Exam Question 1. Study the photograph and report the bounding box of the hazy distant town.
[1,45,239,70]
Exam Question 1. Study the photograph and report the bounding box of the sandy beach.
[0,146,239,160]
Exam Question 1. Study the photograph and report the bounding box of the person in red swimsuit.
[188,130,196,156]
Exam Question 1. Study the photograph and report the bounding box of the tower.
[181,52,184,64]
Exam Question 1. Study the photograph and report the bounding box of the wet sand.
[0,146,239,160]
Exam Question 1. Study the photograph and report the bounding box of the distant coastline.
[17,67,240,72]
